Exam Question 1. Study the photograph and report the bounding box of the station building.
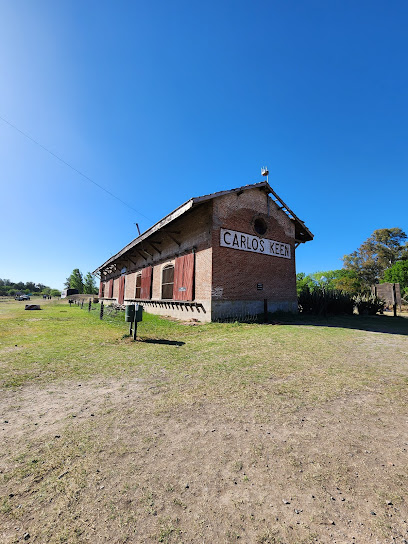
[93,181,313,322]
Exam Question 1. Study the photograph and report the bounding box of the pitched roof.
[93,181,313,274]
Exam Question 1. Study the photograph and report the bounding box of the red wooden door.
[118,275,125,304]
[173,254,194,301]
[140,267,152,299]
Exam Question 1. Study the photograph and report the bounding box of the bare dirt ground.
[1,371,408,544]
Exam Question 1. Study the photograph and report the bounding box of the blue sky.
[1,1,407,289]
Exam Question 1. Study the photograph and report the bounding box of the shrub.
[353,293,385,315]
[298,287,354,315]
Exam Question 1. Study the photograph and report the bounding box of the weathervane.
[261,166,269,183]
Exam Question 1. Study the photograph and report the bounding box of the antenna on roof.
[261,166,269,184]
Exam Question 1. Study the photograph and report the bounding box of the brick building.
[93,181,313,322]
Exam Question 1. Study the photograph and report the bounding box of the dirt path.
[1,377,408,544]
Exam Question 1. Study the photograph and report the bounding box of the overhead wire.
[0,114,152,221]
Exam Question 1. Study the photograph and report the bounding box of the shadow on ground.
[268,313,408,336]
[139,338,185,346]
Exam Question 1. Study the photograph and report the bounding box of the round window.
[254,218,267,236]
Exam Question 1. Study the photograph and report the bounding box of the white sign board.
[220,228,291,259]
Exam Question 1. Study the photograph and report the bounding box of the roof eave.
[93,180,313,274]
[93,199,194,274]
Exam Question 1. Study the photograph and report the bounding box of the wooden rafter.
[141,248,153,258]
[149,242,161,254]
[127,256,138,266]
[163,231,181,246]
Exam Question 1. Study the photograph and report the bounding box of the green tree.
[35,283,47,292]
[83,272,97,294]
[0,279,57,296]
[50,289,61,297]
[297,269,362,296]
[332,270,361,294]
[343,228,408,289]
[66,269,84,293]
[382,261,408,298]
[296,273,315,296]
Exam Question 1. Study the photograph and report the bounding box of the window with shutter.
[135,274,141,299]
[161,265,174,300]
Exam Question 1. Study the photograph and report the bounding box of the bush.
[298,287,354,315]
[353,293,385,315]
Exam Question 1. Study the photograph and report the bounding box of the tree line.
[0,279,61,298]
[298,228,408,300]
[64,269,98,295]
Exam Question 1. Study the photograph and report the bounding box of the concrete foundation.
[211,299,298,321]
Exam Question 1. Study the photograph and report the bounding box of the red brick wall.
[116,203,213,303]
[100,190,302,317]
[211,188,297,303]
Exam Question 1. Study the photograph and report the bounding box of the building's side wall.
[112,277,120,300]
[124,272,136,300]
[151,259,175,300]
[100,203,213,321]
[211,188,297,320]
[99,188,302,322]
[139,246,213,321]
[195,247,212,301]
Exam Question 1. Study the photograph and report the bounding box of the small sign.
[178,287,186,292]
[121,266,127,274]
[257,283,263,290]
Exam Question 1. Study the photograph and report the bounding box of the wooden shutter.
[140,266,152,299]
[98,281,103,298]
[173,254,194,301]
[118,275,125,304]
[108,279,113,298]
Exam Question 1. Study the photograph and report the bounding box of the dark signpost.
[125,304,143,340]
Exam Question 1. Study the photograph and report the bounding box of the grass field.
[0,299,407,543]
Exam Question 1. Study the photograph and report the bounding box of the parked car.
[15,295,30,301]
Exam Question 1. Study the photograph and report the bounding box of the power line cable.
[0,114,152,221]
